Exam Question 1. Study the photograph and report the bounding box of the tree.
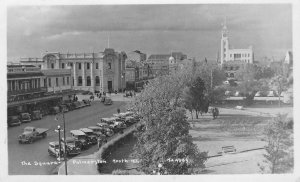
[183,77,209,119]
[270,75,288,107]
[259,114,293,173]
[130,74,207,174]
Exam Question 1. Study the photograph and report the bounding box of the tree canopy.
[129,73,207,174]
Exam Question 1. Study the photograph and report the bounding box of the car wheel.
[28,138,33,144]
[42,133,47,138]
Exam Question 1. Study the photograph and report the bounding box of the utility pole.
[58,125,61,160]
[62,111,68,175]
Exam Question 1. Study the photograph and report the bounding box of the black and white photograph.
[1,0,299,181]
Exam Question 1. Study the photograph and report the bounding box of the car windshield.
[77,135,86,140]
[24,128,33,132]
[66,141,75,145]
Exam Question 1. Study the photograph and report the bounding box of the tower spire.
[107,33,110,48]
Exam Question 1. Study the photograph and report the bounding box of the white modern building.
[220,21,254,78]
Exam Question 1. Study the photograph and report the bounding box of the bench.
[222,145,237,154]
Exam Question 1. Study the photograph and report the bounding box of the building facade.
[21,48,126,93]
[125,51,153,90]
[7,65,47,103]
[41,69,72,93]
[220,22,254,79]
[146,52,187,76]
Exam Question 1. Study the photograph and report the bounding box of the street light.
[57,125,62,161]
[55,112,68,175]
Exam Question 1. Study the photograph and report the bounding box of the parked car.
[20,113,31,123]
[124,116,137,126]
[70,130,91,150]
[110,121,127,133]
[50,106,60,115]
[59,105,69,113]
[31,110,43,120]
[104,97,113,105]
[65,102,75,111]
[60,137,81,156]
[97,123,114,137]
[48,141,64,158]
[82,100,91,106]
[87,126,107,138]
[103,128,114,137]
[7,115,21,127]
[97,122,110,129]
[72,101,83,109]
[79,128,98,145]
[100,117,118,125]
[18,126,48,144]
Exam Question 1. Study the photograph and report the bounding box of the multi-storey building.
[21,48,126,93]
[7,65,47,104]
[7,64,64,116]
[41,69,72,93]
[125,51,153,90]
[220,22,254,79]
[126,50,147,63]
[146,52,187,76]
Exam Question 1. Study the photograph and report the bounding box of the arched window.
[78,76,82,86]
[87,76,91,86]
[230,73,234,78]
[95,76,100,86]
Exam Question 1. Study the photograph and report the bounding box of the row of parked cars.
[225,90,280,97]
[48,111,140,158]
[8,100,92,127]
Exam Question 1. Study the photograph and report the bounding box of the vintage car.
[50,106,60,115]
[82,100,91,106]
[7,115,21,127]
[59,105,69,113]
[31,110,43,120]
[20,113,31,123]
[124,116,137,126]
[103,128,114,137]
[70,130,91,150]
[97,122,111,129]
[60,137,81,156]
[79,128,98,145]
[18,126,48,144]
[104,97,113,105]
[87,126,107,138]
[48,141,64,158]
[100,117,119,125]
[110,121,127,133]
[72,101,84,109]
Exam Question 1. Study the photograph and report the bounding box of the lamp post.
[55,111,68,175]
[62,111,68,175]
[57,125,62,161]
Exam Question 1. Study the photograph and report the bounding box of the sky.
[7,4,292,62]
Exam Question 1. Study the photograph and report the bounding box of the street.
[7,101,126,175]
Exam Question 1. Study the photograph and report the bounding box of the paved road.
[7,101,126,175]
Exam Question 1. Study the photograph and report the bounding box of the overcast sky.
[7,4,292,62]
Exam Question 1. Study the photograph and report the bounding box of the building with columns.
[22,48,126,93]
[220,21,254,79]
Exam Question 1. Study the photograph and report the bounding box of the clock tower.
[220,19,229,64]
